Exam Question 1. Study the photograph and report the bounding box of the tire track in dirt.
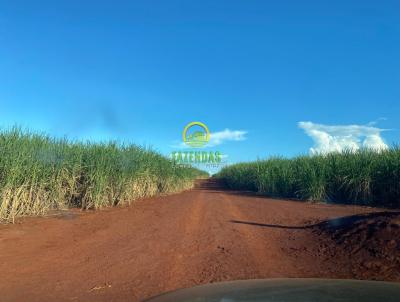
[218,192,267,274]
[163,190,206,290]
[185,190,259,283]
[217,191,310,278]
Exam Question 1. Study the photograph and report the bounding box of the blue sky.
[1,1,399,168]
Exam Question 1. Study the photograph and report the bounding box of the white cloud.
[170,128,247,149]
[298,121,388,154]
[207,129,247,147]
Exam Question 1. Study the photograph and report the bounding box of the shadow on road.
[230,220,314,229]
[195,178,308,202]
[194,178,264,197]
[230,211,400,230]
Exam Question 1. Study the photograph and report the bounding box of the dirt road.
[0,179,396,302]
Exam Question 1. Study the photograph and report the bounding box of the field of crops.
[0,128,207,222]
[217,148,400,208]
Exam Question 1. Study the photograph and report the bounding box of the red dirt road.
[0,179,396,302]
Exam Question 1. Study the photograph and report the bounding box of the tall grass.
[0,128,207,222]
[217,148,400,208]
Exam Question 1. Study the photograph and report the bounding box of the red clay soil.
[0,179,399,302]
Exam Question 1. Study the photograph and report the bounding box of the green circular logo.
[182,122,210,148]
